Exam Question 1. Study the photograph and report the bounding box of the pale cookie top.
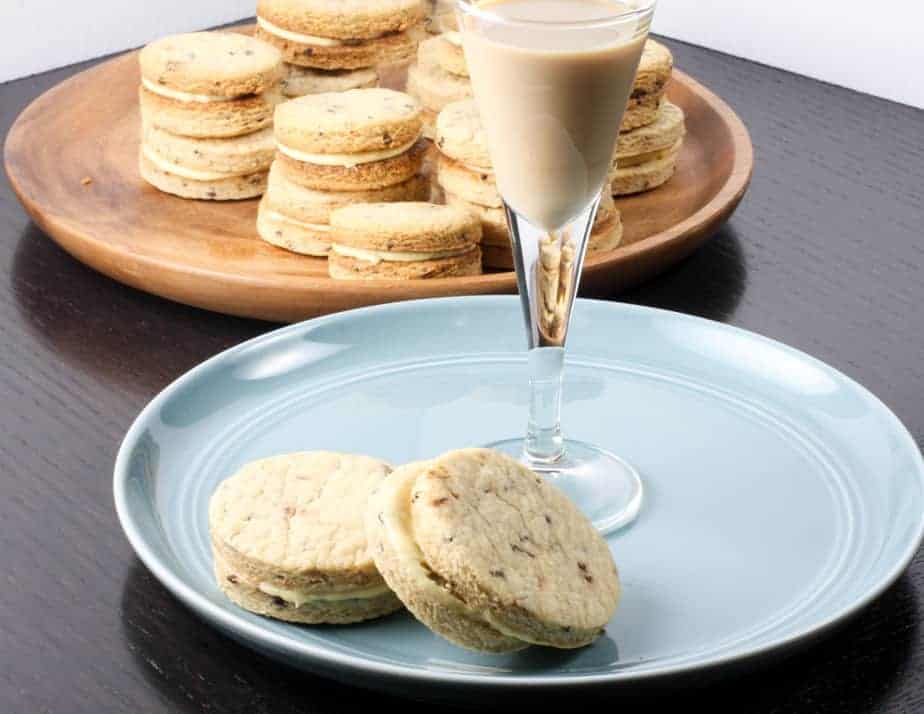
[615,101,685,158]
[330,202,481,252]
[140,32,283,98]
[209,451,392,574]
[634,39,674,92]
[282,66,378,97]
[257,0,426,41]
[410,449,620,632]
[274,88,422,154]
[435,100,491,169]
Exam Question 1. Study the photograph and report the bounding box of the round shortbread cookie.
[254,24,419,71]
[257,198,333,255]
[139,32,283,98]
[366,461,527,652]
[143,125,275,175]
[406,37,473,114]
[620,92,662,133]
[434,99,491,169]
[436,156,500,208]
[611,139,682,196]
[329,201,481,252]
[328,245,482,280]
[281,65,378,98]
[265,161,430,224]
[275,88,422,154]
[209,451,402,623]
[256,0,426,41]
[139,152,267,200]
[368,449,620,651]
[434,32,467,76]
[615,101,685,159]
[139,85,282,138]
[275,139,427,191]
[634,39,674,96]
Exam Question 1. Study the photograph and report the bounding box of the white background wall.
[2,0,923,108]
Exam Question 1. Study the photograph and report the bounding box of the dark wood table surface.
[1,33,922,714]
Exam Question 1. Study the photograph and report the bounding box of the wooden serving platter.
[4,44,752,323]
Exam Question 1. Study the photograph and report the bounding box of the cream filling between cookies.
[141,77,231,104]
[332,244,471,264]
[143,145,260,181]
[443,31,463,47]
[277,137,419,168]
[264,210,331,233]
[256,16,345,46]
[257,581,391,607]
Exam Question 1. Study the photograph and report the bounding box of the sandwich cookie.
[210,451,402,624]
[406,36,473,138]
[612,101,685,195]
[280,65,378,98]
[258,162,430,255]
[620,39,673,133]
[328,202,482,280]
[273,88,427,192]
[139,32,283,139]
[255,0,425,71]
[366,448,621,652]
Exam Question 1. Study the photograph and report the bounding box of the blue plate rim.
[113,295,924,688]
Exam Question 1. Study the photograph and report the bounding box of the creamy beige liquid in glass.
[461,0,647,231]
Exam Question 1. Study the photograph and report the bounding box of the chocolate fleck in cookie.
[619,39,673,133]
[406,37,473,138]
[280,65,379,98]
[328,202,482,280]
[209,451,402,624]
[257,162,430,255]
[139,32,283,139]
[367,449,621,652]
[255,0,425,70]
[273,88,427,191]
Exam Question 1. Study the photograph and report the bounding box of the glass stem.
[504,193,601,465]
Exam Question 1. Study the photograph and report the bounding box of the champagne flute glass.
[457,0,656,534]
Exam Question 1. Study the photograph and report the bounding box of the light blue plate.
[114,296,924,696]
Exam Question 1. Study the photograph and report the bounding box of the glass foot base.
[484,439,643,535]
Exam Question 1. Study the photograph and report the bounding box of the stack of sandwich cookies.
[255,0,424,98]
[367,449,621,652]
[209,451,402,624]
[139,32,283,200]
[612,101,685,196]
[258,88,429,255]
[406,35,472,138]
[328,202,482,280]
[435,100,624,269]
[620,39,673,132]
